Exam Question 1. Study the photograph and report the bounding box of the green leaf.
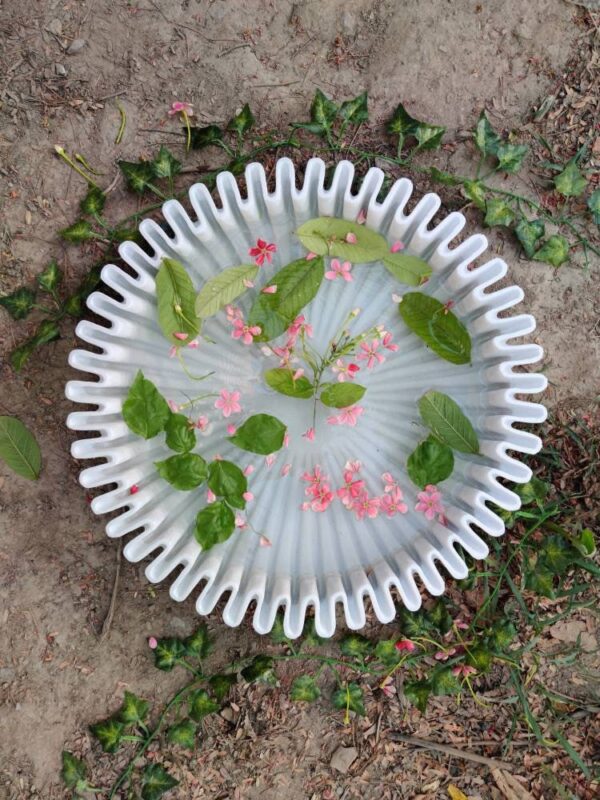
[554,160,587,197]
[525,568,555,598]
[270,613,289,644]
[227,103,255,136]
[80,186,106,216]
[156,258,199,345]
[484,198,515,227]
[466,646,492,672]
[89,718,124,753]
[33,319,60,346]
[309,88,338,133]
[374,640,401,667]
[0,287,36,320]
[122,371,170,439]
[63,294,84,317]
[428,601,453,635]
[291,674,321,702]
[339,91,368,124]
[154,638,186,671]
[573,528,596,558]
[515,218,545,258]
[431,667,460,696]
[404,679,431,713]
[141,763,179,800]
[241,654,275,683]
[387,102,445,152]
[118,691,150,726]
[340,633,372,659]
[587,189,600,225]
[194,501,236,550]
[164,413,196,453]
[37,260,63,293]
[10,340,37,371]
[0,416,41,480]
[195,264,258,319]
[61,751,87,789]
[515,477,549,508]
[295,218,387,263]
[418,391,479,455]
[166,719,196,750]
[541,535,575,574]
[382,253,431,286]
[532,235,569,268]
[319,382,366,408]
[155,453,208,490]
[398,609,430,638]
[209,673,237,701]
[496,143,528,173]
[110,226,140,243]
[474,111,501,157]
[208,460,247,502]
[462,180,487,210]
[429,167,460,187]
[301,618,326,647]
[264,368,314,399]
[184,624,212,659]
[60,219,96,243]
[407,435,454,488]
[229,413,286,455]
[189,689,219,721]
[152,145,182,179]
[188,124,224,149]
[118,160,155,193]
[332,683,365,716]
[399,292,471,365]
[489,620,517,650]
[414,122,445,151]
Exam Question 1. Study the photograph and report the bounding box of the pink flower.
[306,252,318,261]
[357,339,385,369]
[302,465,326,493]
[248,238,276,266]
[345,232,357,244]
[262,284,277,294]
[259,535,272,547]
[173,331,188,341]
[381,472,398,493]
[381,332,399,352]
[232,317,262,345]
[454,619,469,630]
[243,491,254,502]
[235,514,248,529]
[434,647,457,662]
[293,368,304,380]
[148,636,158,649]
[207,489,216,503]
[167,399,179,413]
[310,483,334,512]
[327,405,364,427]
[129,484,139,495]
[390,240,404,253]
[265,454,276,468]
[352,492,380,520]
[325,259,353,282]
[168,101,193,116]
[226,424,236,435]
[332,359,360,382]
[345,460,361,474]
[415,484,444,521]
[337,470,365,507]
[287,314,313,342]
[272,345,294,367]
[195,415,210,432]
[395,639,417,653]
[187,338,199,349]
[452,664,477,678]
[243,464,255,476]
[280,463,291,477]
[356,209,367,224]
[303,427,315,441]
[380,487,408,517]
[225,305,242,322]
[214,389,242,418]
[380,676,397,698]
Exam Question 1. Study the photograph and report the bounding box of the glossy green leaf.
[156,258,199,344]
[37,260,63,293]
[382,253,431,286]
[122,371,170,439]
[184,624,212,659]
[532,235,569,267]
[208,460,247,502]
[0,416,41,480]
[195,264,258,318]
[61,751,87,789]
[496,142,528,173]
[166,719,196,750]
[155,453,208,490]
[474,111,500,157]
[80,186,106,215]
[89,718,124,753]
[339,91,368,124]
[587,189,600,225]
[164,413,196,453]
[0,287,36,320]
[188,124,223,149]
[227,103,255,136]
[515,218,545,258]
[189,689,219,721]
[319,382,366,408]
[264,368,314,399]
[118,691,150,726]
[399,292,471,365]
[484,198,515,227]
[296,218,387,263]
[229,413,286,455]
[194,501,236,550]
[291,674,321,702]
[418,391,479,454]
[374,640,402,667]
[118,160,155,193]
[387,102,445,152]
[59,219,96,243]
[152,145,182,179]
[404,679,431,713]
[209,673,237,701]
[462,180,487,210]
[141,763,179,800]
[407,435,454,488]
[153,637,186,671]
[241,654,275,683]
[340,633,371,659]
[431,667,460,695]
[414,122,445,151]
[332,682,365,716]
[554,160,587,197]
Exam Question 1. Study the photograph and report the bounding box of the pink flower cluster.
[415,484,446,524]
[301,465,334,512]
[226,306,262,345]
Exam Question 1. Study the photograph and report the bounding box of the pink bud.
[356,209,367,224]
[303,427,315,441]
[187,339,199,349]
[259,535,272,547]
[173,332,188,341]
[390,240,404,253]
[169,345,177,358]
[306,252,318,260]
[167,400,179,413]
[242,491,254,502]
[262,284,277,294]
[227,424,236,435]
[129,484,139,495]
[235,514,247,529]
[207,489,216,503]
[243,464,255,476]
[345,232,357,244]
[283,433,290,448]
[265,454,275,468]
[280,463,291,477]
[293,368,304,380]
[148,636,158,649]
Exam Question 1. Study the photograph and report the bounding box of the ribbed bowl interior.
[65,158,547,638]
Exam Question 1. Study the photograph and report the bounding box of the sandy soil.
[0,1,598,798]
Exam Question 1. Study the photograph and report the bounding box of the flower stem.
[54,146,100,188]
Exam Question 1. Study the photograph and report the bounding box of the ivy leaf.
[184,624,212,659]
[118,160,155,193]
[302,618,326,647]
[414,122,446,151]
[404,679,431,713]
[339,91,369,125]
[431,667,460,695]
[195,264,258,319]
[164,412,196,453]
[189,689,219,721]
[110,226,140,243]
[387,102,417,151]
[398,609,430,638]
[188,124,224,149]
[270,614,290,644]
[296,218,387,263]
[37,260,63,294]
[541,535,575,573]
[0,287,36,320]
[496,143,528,173]
[208,460,247,504]
[61,751,87,789]
[141,764,179,800]
[484,198,515,227]
[118,691,150,726]
[89,718,124,753]
[290,675,321,702]
[573,528,596,558]
[155,453,208,491]
[374,640,402,667]
[332,683,365,717]
[428,600,453,635]
[554,160,587,197]
[241,655,275,684]
[60,219,97,243]
[474,111,501,157]
[229,413,287,455]
[462,180,487,210]
[319,382,366,408]
[429,167,460,186]
[489,620,517,650]
[516,477,549,508]
[209,673,237,701]
[399,292,471,365]
[227,103,255,136]
[387,102,445,152]
[0,417,41,480]
[33,319,60,347]
[166,719,196,750]
[153,638,186,671]
[194,501,236,550]
[532,235,569,268]
[156,258,199,345]
[515,218,545,258]
[407,435,454,489]
[382,253,431,286]
[10,340,37,371]
[80,186,106,215]
[122,371,170,439]
[525,568,555,599]
[587,189,600,225]
[340,633,372,659]
[466,646,492,672]
[309,88,338,133]
[152,145,182,179]
[418,391,479,454]
[264,368,314,399]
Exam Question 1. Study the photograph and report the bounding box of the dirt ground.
[0,1,599,799]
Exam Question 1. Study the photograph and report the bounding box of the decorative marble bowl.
[65,158,546,638]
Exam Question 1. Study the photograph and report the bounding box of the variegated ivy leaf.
[532,235,569,268]
[0,287,36,320]
[331,682,365,716]
[37,260,63,294]
[118,159,155,193]
[484,198,515,228]
[418,391,479,455]
[189,689,219,721]
[462,180,487,210]
[151,145,182,179]
[241,654,276,684]
[496,142,528,173]
[474,110,500,157]
[61,751,87,790]
[296,218,388,262]
[118,691,150,726]
[80,186,106,216]
[195,264,258,319]
[153,637,186,671]
[515,218,545,258]
[554,160,587,197]
[404,679,431,713]
[290,675,321,702]
[307,88,338,133]
[227,103,255,136]
[59,219,96,243]
[141,763,179,800]
[399,293,471,365]
[431,667,461,696]
[340,633,371,659]
[184,624,212,659]
[89,718,124,753]
[429,167,460,186]
[339,91,369,125]
[188,124,223,149]
[156,258,199,344]
[374,640,402,667]
[166,719,197,750]
[387,102,445,153]
[588,189,600,225]
[209,673,237,700]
